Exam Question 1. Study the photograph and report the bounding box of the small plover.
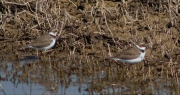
[109,42,146,64]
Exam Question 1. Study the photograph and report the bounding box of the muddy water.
[0,55,179,95]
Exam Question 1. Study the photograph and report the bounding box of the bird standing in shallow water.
[24,29,58,56]
[109,42,146,64]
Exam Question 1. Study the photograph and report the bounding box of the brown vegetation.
[0,0,180,94]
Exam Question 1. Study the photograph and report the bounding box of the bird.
[24,29,58,55]
[109,42,146,64]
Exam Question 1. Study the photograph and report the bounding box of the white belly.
[39,39,56,51]
[111,52,146,64]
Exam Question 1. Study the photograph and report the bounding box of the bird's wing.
[27,34,54,48]
[112,46,141,60]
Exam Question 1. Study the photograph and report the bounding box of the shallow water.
[0,74,97,95]
[0,56,179,95]
[0,63,94,94]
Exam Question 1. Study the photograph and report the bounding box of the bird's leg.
[48,55,52,69]
[36,49,39,57]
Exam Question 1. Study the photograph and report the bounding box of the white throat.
[49,32,57,36]
[136,45,146,51]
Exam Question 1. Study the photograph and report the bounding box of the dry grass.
[0,0,180,94]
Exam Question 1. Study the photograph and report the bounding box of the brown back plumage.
[111,46,141,60]
[26,33,55,48]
